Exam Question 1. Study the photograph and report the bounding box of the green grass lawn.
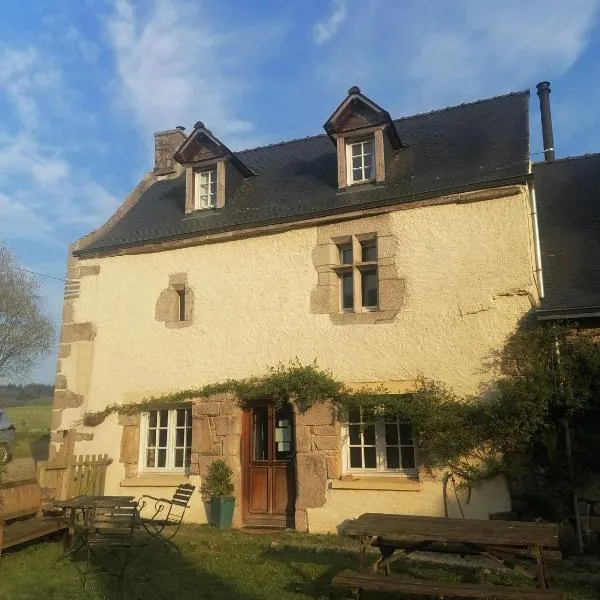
[0,526,597,600]
[5,402,52,461]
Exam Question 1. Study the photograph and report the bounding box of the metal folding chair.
[72,499,139,594]
[137,483,195,552]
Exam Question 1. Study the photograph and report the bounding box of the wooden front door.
[242,403,295,528]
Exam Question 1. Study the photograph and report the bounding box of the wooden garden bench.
[333,513,563,599]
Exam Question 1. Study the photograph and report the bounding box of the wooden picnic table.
[334,513,563,599]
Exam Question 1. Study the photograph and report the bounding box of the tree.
[0,244,54,380]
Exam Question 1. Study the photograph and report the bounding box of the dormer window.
[174,121,253,214]
[194,169,217,209]
[348,139,374,184]
[324,86,404,190]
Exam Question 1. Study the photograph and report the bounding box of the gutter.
[528,181,545,299]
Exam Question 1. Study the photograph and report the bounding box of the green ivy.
[79,326,600,503]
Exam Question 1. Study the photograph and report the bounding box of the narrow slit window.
[177,289,186,321]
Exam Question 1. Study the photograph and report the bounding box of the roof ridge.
[236,89,530,155]
[392,89,530,123]
[533,152,600,166]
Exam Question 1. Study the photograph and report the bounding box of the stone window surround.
[311,214,405,324]
[155,273,195,329]
[185,160,226,213]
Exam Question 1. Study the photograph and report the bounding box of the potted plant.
[200,459,235,529]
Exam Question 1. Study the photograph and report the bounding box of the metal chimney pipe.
[536,81,556,161]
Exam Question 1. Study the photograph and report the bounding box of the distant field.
[5,401,52,461]
[5,402,52,433]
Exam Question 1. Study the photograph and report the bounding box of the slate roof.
[535,154,600,317]
[77,91,531,255]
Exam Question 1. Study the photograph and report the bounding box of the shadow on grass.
[67,534,264,600]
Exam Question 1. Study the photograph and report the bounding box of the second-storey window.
[140,408,192,471]
[347,139,374,184]
[334,236,378,312]
[194,169,217,209]
[344,408,416,475]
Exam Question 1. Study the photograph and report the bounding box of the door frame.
[241,402,296,528]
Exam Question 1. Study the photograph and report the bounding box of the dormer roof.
[174,121,254,176]
[324,86,402,149]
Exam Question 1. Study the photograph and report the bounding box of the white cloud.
[313,0,600,119]
[0,44,61,129]
[313,0,347,45]
[105,0,266,147]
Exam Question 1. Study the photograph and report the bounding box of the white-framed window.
[194,168,217,209]
[343,408,416,475]
[347,138,375,184]
[333,236,378,312]
[139,407,192,471]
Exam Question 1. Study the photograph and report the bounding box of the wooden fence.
[37,454,112,501]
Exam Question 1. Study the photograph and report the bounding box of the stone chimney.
[154,126,187,175]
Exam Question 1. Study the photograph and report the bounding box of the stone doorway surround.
[118,393,340,531]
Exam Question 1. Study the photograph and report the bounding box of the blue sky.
[1,0,600,384]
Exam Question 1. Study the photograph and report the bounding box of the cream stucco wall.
[54,185,538,530]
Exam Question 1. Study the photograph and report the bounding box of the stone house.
[52,84,558,532]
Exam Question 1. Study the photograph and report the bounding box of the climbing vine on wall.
[80,324,600,500]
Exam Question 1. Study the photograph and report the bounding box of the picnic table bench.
[333,513,563,599]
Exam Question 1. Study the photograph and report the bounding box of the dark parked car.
[0,409,16,465]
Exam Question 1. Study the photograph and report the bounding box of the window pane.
[253,406,268,460]
[364,166,373,180]
[364,447,377,468]
[363,424,375,446]
[401,447,416,469]
[149,411,157,427]
[158,429,168,447]
[157,449,167,468]
[176,428,185,447]
[339,246,353,265]
[352,156,362,169]
[350,447,362,468]
[399,423,414,445]
[147,429,156,448]
[361,243,377,262]
[176,409,186,426]
[352,168,362,181]
[185,449,191,467]
[146,450,155,468]
[361,269,378,307]
[341,272,354,310]
[174,449,184,468]
[351,144,361,157]
[348,424,361,445]
[348,408,361,423]
[385,423,398,445]
[386,447,400,469]
[363,141,374,154]
[159,410,168,427]
[363,154,373,168]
